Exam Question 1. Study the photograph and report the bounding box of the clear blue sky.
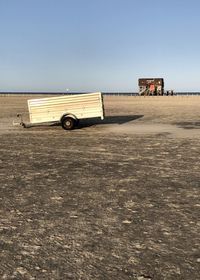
[1,0,200,92]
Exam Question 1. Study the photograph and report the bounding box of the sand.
[1,95,200,137]
[0,95,200,279]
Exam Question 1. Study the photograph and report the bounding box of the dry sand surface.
[0,95,200,279]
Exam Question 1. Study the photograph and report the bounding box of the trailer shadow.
[23,115,143,130]
[78,114,144,129]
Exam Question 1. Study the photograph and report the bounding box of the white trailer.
[18,92,104,130]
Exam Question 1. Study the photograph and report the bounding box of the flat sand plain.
[0,95,200,279]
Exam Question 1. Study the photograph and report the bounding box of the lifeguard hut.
[138,78,164,96]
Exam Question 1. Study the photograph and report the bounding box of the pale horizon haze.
[1,0,200,92]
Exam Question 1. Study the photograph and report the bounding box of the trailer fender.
[60,113,77,122]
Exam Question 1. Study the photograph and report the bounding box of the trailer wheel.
[61,117,75,130]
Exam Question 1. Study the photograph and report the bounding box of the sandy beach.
[0,95,200,279]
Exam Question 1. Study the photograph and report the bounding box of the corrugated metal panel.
[28,92,104,124]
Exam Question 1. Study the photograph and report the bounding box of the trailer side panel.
[28,92,104,124]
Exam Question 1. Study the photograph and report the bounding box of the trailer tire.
[61,117,75,130]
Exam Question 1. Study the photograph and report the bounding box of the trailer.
[17,92,104,130]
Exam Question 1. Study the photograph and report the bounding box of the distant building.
[138,78,164,96]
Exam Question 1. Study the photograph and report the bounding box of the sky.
[1,0,200,92]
